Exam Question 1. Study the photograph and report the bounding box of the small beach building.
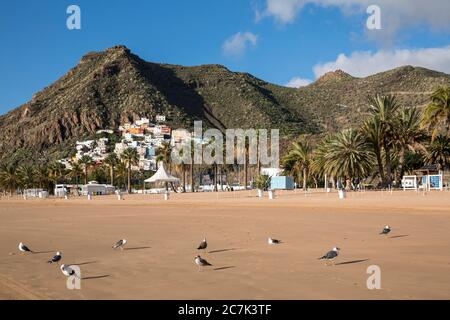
[81,182,115,196]
[270,176,295,190]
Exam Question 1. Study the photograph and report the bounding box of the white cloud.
[285,77,313,87]
[313,46,450,78]
[259,0,450,42]
[222,32,258,58]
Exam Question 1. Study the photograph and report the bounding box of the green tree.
[17,164,35,190]
[282,137,312,190]
[79,155,94,185]
[67,163,83,185]
[322,129,374,189]
[0,163,19,195]
[104,153,119,186]
[367,94,399,186]
[392,106,427,186]
[424,135,450,170]
[422,87,450,139]
[121,148,139,193]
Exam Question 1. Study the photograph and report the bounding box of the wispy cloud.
[313,46,450,78]
[258,0,450,43]
[285,77,313,88]
[222,32,258,58]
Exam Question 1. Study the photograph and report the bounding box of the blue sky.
[1,0,449,114]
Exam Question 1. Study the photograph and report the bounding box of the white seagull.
[268,237,282,245]
[194,255,212,271]
[60,264,79,278]
[112,239,127,250]
[380,226,391,235]
[47,252,62,264]
[18,242,33,254]
[197,238,207,252]
[319,247,341,266]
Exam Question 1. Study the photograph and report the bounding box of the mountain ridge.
[1,45,449,163]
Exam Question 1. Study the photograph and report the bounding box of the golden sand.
[0,190,449,300]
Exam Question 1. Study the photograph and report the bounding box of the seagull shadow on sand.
[335,259,370,266]
[208,248,240,254]
[213,266,236,271]
[33,251,55,254]
[82,275,110,280]
[72,261,98,266]
[389,235,409,239]
[124,246,152,251]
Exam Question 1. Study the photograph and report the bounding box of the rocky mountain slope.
[0,45,449,163]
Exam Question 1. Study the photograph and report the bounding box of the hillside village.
[58,115,180,172]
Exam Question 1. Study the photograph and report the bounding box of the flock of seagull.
[17,225,392,277]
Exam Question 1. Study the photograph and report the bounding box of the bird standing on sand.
[268,237,282,245]
[112,239,127,250]
[197,238,207,252]
[319,247,340,266]
[18,242,33,254]
[60,264,79,278]
[194,255,212,271]
[380,226,391,235]
[47,252,62,264]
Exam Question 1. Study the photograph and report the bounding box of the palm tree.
[422,87,450,139]
[67,163,83,185]
[283,138,312,191]
[322,129,374,189]
[424,135,450,170]
[121,148,139,194]
[367,94,399,186]
[392,106,427,186]
[79,155,94,185]
[0,163,19,196]
[361,116,386,185]
[17,165,36,190]
[48,162,66,189]
[115,162,128,190]
[104,153,119,186]
[34,165,49,189]
[156,142,172,172]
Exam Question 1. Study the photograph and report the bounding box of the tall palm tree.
[367,94,399,186]
[156,142,172,172]
[115,162,127,190]
[34,165,49,189]
[67,163,83,185]
[79,155,94,185]
[283,138,312,190]
[0,163,19,196]
[392,106,427,185]
[121,148,139,194]
[17,165,35,190]
[361,116,386,184]
[422,87,450,139]
[425,135,450,170]
[322,129,374,189]
[48,162,66,189]
[104,153,119,186]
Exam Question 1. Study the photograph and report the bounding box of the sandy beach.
[0,190,449,300]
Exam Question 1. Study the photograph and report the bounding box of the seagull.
[197,238,207,252]
[194,255,212,271]
[380,226,391,235]
[18,242,33,254]
[60,264,79,278]
[47,252,62,264]
[268,237,282,245]
[112,239,127,250]
[319,247,340,266]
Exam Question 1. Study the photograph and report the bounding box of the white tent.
[145,164,180,184]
